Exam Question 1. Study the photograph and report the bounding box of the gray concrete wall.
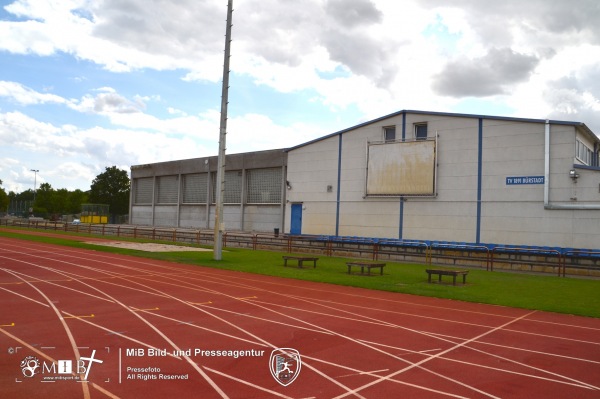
[130,149,287,233]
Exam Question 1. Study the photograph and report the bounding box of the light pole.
[30,169,39,201]
[213,0,233,261]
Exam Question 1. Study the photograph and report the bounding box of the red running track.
[0,235,599,398]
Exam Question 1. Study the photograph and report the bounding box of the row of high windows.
[382,123,428,142]
[134,168,283,205]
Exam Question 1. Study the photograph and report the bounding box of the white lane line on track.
[134,309,268,347]
[283,295,600,344]
[0,266,116,303]
[234,297,404,328]
[0,285,50,307]
[181,303,336,335]
[426,331,600,365]
[498,327,600,346]
[301,354,469,399]
[359,338,599,391]
[336,369,389,378]
[332,311,540,399]
[203,367,297,399]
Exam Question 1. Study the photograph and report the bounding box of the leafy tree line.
[1,166,130,221]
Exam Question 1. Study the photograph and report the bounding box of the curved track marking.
[2,268,91,399]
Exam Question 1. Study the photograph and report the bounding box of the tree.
[88,166,130,219]
[67,189,88,214]
[33,182,54,216]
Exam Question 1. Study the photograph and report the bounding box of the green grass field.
[1,228,599,318]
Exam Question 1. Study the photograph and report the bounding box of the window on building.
[415,123,428,140]
[133,177,153,204]
[211,170,242,204]
[576,139,594,166]
[156,175,179,204]
[247,168,282,204]
[383,126,396,142]
[182,173,208,204]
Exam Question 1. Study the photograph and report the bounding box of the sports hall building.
[129,110,600,250]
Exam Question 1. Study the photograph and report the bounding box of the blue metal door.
[290,204,302,235]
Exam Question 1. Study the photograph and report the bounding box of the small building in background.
[81,203,109,224]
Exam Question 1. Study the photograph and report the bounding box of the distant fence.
[1,219,599,277]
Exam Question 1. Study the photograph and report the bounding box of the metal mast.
[213,0,233,260]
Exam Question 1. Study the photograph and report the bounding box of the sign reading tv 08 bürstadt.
[506,176,545,185]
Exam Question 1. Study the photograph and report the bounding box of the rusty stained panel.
[366,140,436,195]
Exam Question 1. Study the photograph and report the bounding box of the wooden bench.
[426,269,469,285]
[282,256,319,268]
[346,262,386,275]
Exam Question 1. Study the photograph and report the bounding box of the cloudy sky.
[1,0,599,193]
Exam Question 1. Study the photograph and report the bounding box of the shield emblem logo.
[269,348,301,386]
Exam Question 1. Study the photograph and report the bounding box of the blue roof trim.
[285,109,595,152]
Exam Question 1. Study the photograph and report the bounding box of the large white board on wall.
[366,139,436,196]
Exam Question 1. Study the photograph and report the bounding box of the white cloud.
[0,81,67,105]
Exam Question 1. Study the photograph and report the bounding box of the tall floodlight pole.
[30,169,39,201]
[214,0,233,260]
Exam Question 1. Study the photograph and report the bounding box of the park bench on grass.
[346,261,386,276]
[426,269,469,285]
[282,256,319,268]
